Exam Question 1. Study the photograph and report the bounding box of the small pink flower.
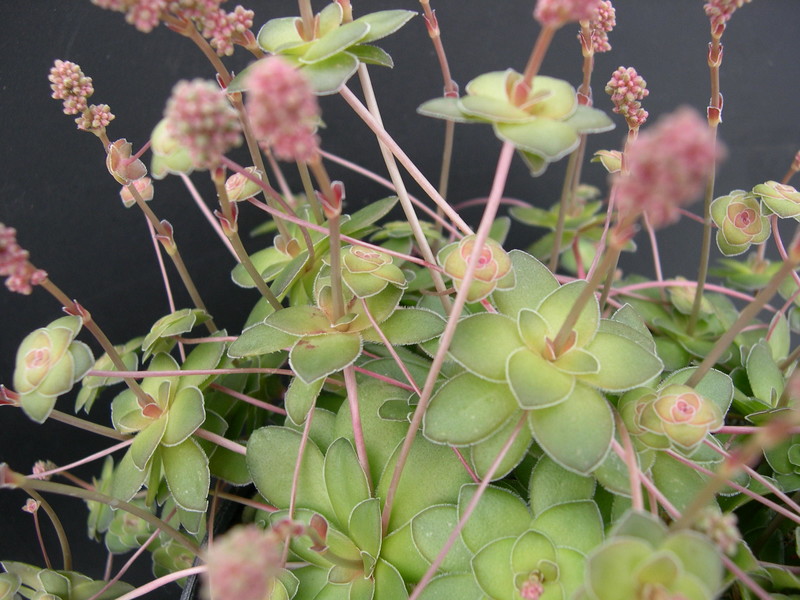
[606,66,649,130]
[204,6,255,56]
[613,107,724,229]
[704,0,752,30]
[0,224,47,296]
[245,57,321,163]
[203,525,282,600]
[586,0,615,53]
[164,79,242,169]
[49,60,94,115]
[22,498,40,514]
[32,460,56,480]
[119,177,155,208]
[534,0,602,27]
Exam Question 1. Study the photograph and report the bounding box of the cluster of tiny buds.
[0,224,47,296]
[164,79,242,169]
[49,60,115,135]
[534,0,602,28]
[605,66,649,130]
[704,0,752,32]
[49,60,94,115]
[32,460,56,480]
[585,0,615,53]
[694,509,741,556]
[91,0,255,57]
[245,57,321,163]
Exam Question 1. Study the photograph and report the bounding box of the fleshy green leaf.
[302,52,359,95]
[289,333,362,383]
[459,484,531,553]
[531,500,603,553]
[507,348,575,408]
[424,372,519,445]
[300,21,370,64]
[411,505,471,573]
[582,331,663,392]
[528,384,613,474]
[361,308,445,345]
[130,416,166,469]
[495,120,580,161]
[493,250,560,318]
[162,386,205,447]
[449,313,522,381]
[355,10,415,43]
[228,322,297,358]
[529,455,595,516]
[285,376,324,426]
[161,438,209,513]
[324,437,370,530]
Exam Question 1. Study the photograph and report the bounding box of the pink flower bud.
[534,0,602,28]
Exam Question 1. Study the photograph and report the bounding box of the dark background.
[1,1,799,597]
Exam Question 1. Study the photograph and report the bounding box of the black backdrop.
[1,1,799,596]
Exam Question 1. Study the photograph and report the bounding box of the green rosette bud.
[340,245,406,298]
[438,235,513,302]
[13,316,94,423]
[753,180,800,219]
[710,190,770,256]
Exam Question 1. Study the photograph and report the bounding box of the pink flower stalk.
[613,107,724,229]
[586,0,615,53]
[0,224,47,295]
[203,525,282,600]
[245,57,321,163]
[164,79,242,169]
[704,0,752,30]
[75,104,115,132]
[606,66,649,130]
[534,0,602,28]
[48,60,94,115]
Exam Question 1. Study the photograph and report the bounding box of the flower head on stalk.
[613,107,723,229]
[164,79,243,170]
[584,0,615,53]
[0,224,47,296]
[704,0,752,32]
[48,60,94,115]
[606,66,648,130]
[203,524,282,600]
[534,0,603,28]
[245,56,321,163]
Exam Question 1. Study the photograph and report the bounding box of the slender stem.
[112,567,206,600]
[194,427,247,456]
[408,414,527,600]
[210,383,287,415]
[27,490,71,570]
[297,161,324,224]
[32,439,133,481]
[552,233,625,355]
[549,148,582,271]
[343,365,372,490]
[685,253,800,388]
[522,25,556,86]
[31,508,52,569]
[289,405,315,519]
[338,86,473,236]
[38,278,151,408]
[298,0,315,40]
[613,415,643,511]
[380,142,516,534]
[353,65,452,312]
[213,172,283,311]
[179,174,237,260]
[4,470,200,555]
[360,298,421,394]
[125,183,217,332]
[47,409,130,441]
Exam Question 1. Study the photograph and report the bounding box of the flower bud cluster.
[614,107,723,229]
[91,0,255,56]
[704,0,752,31]
[586,0,615,53]
[605,66,648,130]
[245,57,321,163]
[0,224,47,295]
[48,60,94,115]
[164,79,243,169]
[203,524,282,600]
[534,0,603,28]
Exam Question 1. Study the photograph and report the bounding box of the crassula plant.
[5,0,800,599]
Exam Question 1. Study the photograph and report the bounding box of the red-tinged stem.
[380,141,516,535]
[179,174,237,260]
[408,414,527,600]
[31,440,134,481]
[28,495,52,569]
[667,450,800,526]
[45,409,129,441]
[351,366,416,392]
[289,406,316,520]
[338,86,473,236]
[210,383,287,415]
[210,489,277,513]
[318,149,462,238]
[612,417,644,511]
[522,25,556,87]
[194,428,247,456]
[112,566,206,600]
[27,490,71,569]
[146,218,185,362]
[90,367,296,378]
[343,365,372,490]
[360,298,421,394]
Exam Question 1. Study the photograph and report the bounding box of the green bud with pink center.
[438,235,513,302]
[13,316,94,423]
[340,245,406,297]
[710,190,770,256]
[753,180,800,220]
[225,167,264,203]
